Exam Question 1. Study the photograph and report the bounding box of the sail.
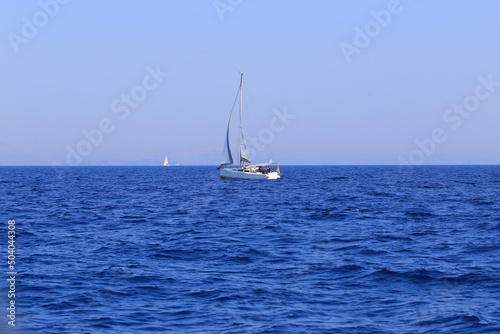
[221,75,243,166]
[237,73,250,165]
[239,130,250,164]
[221,110,234,165]
[221,73,252,166]
[163,155,169,166]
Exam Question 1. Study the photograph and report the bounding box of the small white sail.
[163,155,169,166]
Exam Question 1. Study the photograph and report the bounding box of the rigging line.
[240,79,258,162]
[242,79,258,135]
[241,85,250,163]
[242,78,256,116]
[229,78,241,120]
[265,142,276,163]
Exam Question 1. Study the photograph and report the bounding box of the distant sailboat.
[218,73,280,179]
[163,154,170,166]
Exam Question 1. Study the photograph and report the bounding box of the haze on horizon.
[1,0,500,166]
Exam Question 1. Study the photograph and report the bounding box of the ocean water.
[1,166,499,333]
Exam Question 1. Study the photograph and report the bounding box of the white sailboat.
[163,154,170,166]
[219,73,280,180]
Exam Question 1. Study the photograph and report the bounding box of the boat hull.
[220,168,280,180]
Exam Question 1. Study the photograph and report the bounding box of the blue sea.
[1,166,499,333]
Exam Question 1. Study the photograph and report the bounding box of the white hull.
[220,168,280,180]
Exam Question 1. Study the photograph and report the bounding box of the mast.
[238,73,243,167]
[237,73,251,167]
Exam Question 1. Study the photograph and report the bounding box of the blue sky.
[1,0,499,165]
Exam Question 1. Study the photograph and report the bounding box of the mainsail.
[163,154,169,166]
[221,73,251,167]
[238,73,251,165]
[221,110,234,166]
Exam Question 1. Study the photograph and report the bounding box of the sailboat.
[163,154,170,166]
[218,73,280,180]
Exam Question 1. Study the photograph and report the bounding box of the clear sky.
[1,0,499,165]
